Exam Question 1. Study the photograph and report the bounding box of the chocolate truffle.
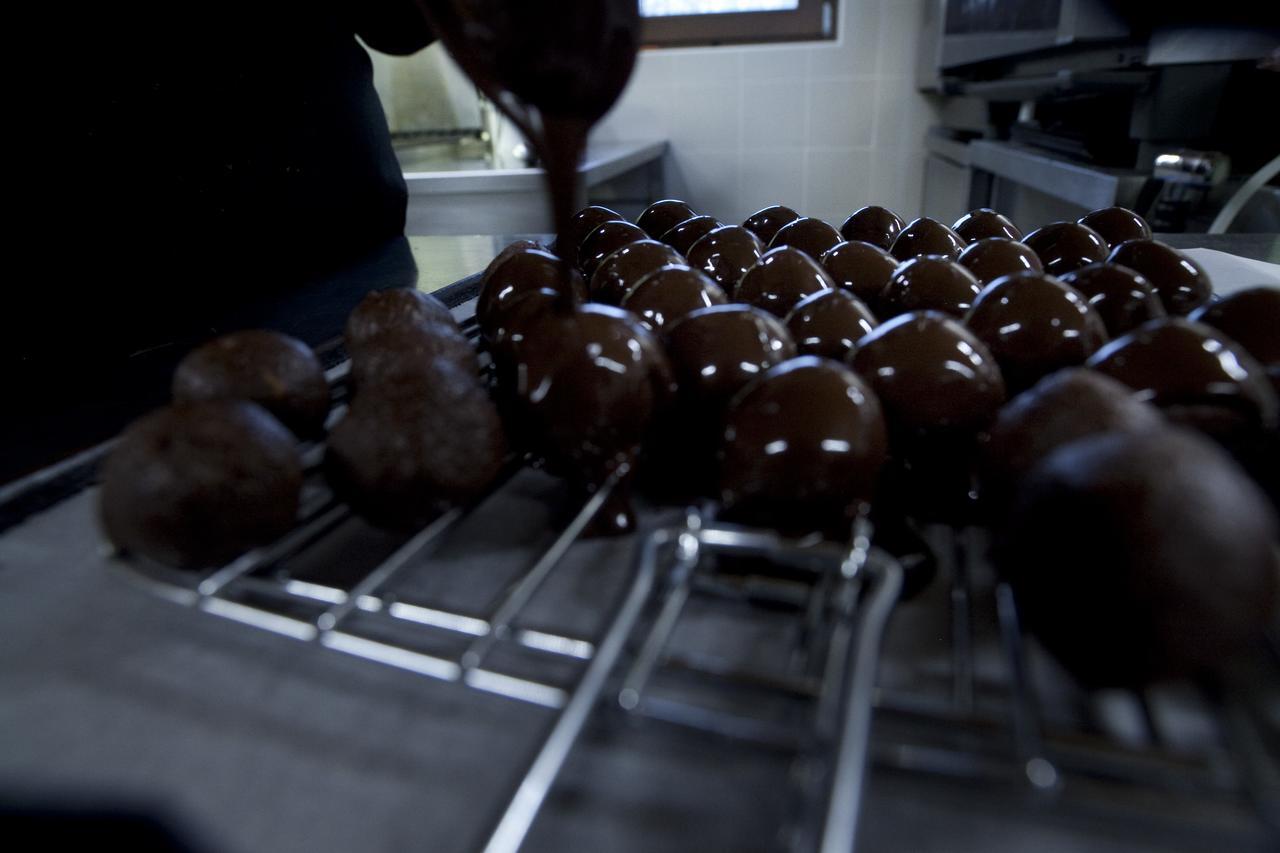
[768,217,844,261]
[99,401,303,569]
[1078,206,1152,249]
[840,205,904,250]
[478,247,587,340]
[1188,287,1280,395]
[661,215,723,257]
[622,264,728,332]
[1022,221,1110,277]
[820,240,899,308]
[589,239,683,305]
[578,220,648,278]
[327,360,508,531]
[685,225,764,295]
[1058,263,1165,337]
[956,238,1044,285]
[889,217,966,262]
[637,199,696,240]
[345,289,458,352]
[964,272,1108,393]
[736,247,835,318]
[743,204,801,245]
[952,208,1022,243]
[348,323,478,396]
[1107,239,1213,316]
[173,330,329,439]
[558,205,624,258]
[784,289,877,361]
[993,427,1278,686]
[481,239,544,287]
[878,256,982,319]
[719,356,889,537]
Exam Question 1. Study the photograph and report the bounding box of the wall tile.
[743,79,808,150]
[805,148,874,224]
[739,147,808,221]
[806,78,877,148]
[809,0,880,79]
[667,148,743,223]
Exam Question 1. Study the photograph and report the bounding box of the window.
[641,0,836,48]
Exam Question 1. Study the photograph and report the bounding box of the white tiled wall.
[593,0,941,226]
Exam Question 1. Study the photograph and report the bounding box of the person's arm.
[351,0,435,56]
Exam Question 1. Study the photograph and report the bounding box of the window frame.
[640,0,837,48]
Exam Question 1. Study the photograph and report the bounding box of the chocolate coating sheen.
[348,324,478,397]
[719,356,889,537]
[1078,206,1152,249]
[849,311,1005,438]
[589,239,682,305]
[99,401,303,569]
[661,215,723,257]
[345,289,458,352]
[768,217,844,261]
[818,241,898,310]
[1107,239,1213,316]
[736,247,835,318]
[879,256,982,320]
[686,225,764,295]
[579,220,648,278]
[1189,287,1280,394]
[840,205,904,251]
[743,204,801,245]
[481,239,544,287]
[637,199,696,240]
[785,289,877,361]
[980,368,1165,516]
[1022,221,1110,277]
[622,264,728,332]
[952,208,1022,243]
[956,238,1044,285]
[965,272,1108,393]
[889,217,966,262]
[994,427,1279,686]
[478,247,587,340]
[558,205,623,258]
[327,360,507,531]
[173,330,329,439]
[1087,318,1278,428]
[1058,263,1165,337]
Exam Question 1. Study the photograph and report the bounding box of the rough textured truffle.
[345,289,458,353]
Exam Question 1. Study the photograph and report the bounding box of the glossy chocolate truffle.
[736,247,835,318]
[1078,206,1152,249]
[994,427,1278,686]
[849,311,1005,438]
[173,330,329,439]
[889,217,966,262]
[1022,221,1110,277]
[478,247,587,340]
[952,208,1022,243]
[99,401,303,568]
[661,215,723,257]
[622,264,728,332]
[719,356,889,536]
[840,205,904,251]
[348,323,478,396]
[878,256,982,319]
[964,272,1108,393]
[820,240,899,308]
[637,199,697,240]
[956,238,1044,285]
[589,239,682,305]
[345,289,458,352]
[1189,287,1280,394]
[559,205,624,257]
[742,204,801,245]
[685,225,765,295]
[1057,263,1165,337]
[481,239,544,287]
[784,289,877,361]
[327,360,507,531]
[768,217,844,261]
[1107,239,1213,316]
[579,220,648,278]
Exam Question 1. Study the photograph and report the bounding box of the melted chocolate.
[589,239,682,305]
[560,206,624,257]
[840,205,904,250]
[736,246,835,318]
[742,204,801,245]
[820,240,899,308]
[768,217,844,261]
[661,215,723,257]
[637,199,696,240]
[1188,287,1280,394]
[1078,206,1152,249]
[621,264,728,332]
[1106,239,1213,316]
[1058,262,1165,337]
[956,238,1044,284]
[889,217,966,262]
[1022,221,1110,277]
[952,208,1022,243]
[478,247,586,339]
[964,272,1108,393]
[784,289,877,361]
[878,256,982,319]
[578,220,648,277]
[685,225,764,295]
